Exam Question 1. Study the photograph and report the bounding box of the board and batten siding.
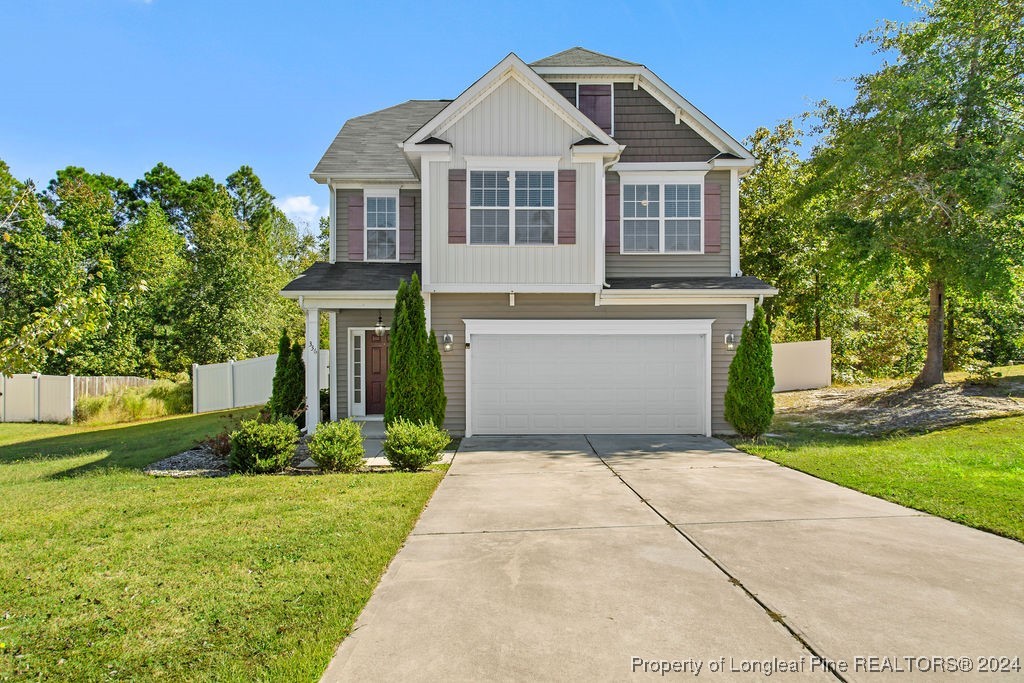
[430,293,747,434]
[428,77,597,286]
[334,189,422,263]
[332,309,394,418]
[605,170,732,278]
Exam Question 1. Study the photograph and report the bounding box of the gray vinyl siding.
[552,82,576,105]
[430,293,749,435]
[333,309,395,418]
[606,170,732,278]
[613,83,720,162]
[335,189,421,263]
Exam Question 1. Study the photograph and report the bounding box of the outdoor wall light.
[442,332,454,352]
[374,313,385,338]
[724,332,736,351]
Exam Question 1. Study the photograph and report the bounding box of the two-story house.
[282,47,776,437]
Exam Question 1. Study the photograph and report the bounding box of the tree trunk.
[814,271,821,341]
[915,280,946,387]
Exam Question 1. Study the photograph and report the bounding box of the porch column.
[304,307,320,434]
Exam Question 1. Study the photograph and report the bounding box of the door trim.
[347,327,390,418]
[462,319,715,438]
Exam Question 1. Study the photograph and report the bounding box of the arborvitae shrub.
[723,305,775,437]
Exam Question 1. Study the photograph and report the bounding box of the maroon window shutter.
[448,169,466,244]
[578,84,612,134]
[557,169,576,244]
[347,194,364,260]
[399,194,415,260]
[704,183,721,253]
[605,175,620,253]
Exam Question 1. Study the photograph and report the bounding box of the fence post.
[192,363,199,414]
[68,374,75,424]
[229,359,236,409]
[33,372,40,422]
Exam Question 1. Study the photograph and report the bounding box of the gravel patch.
[775,380,1024,435]
[144,445,229,478]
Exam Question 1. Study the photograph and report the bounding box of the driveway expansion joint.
[582,434,848,683]
[674,512,931,526]
[410,522,668,537]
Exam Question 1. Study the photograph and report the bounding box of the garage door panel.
[470,332,706,435]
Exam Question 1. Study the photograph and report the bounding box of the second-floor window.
[365,194,398,261]
[470,170,555,245]
[622,182,703,254]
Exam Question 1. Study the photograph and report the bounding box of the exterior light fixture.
[724,332,736,351]
[442,332,454,352]
[374,313,385,338]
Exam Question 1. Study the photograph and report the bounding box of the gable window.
[621,178,703,254]
[469,169,555,245]
[364,192,398,261]
[577,84,613,135]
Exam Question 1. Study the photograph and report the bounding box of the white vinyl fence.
[0,373,157,423]
[192,351,330,414]
[772,338,832,392]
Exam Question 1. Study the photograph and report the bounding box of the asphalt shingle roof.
[310,100,450,181]
[529,47,641,68]
[605,276,776,291]
[282,262,420,293]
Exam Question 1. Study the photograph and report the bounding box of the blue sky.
[1,0,918,231]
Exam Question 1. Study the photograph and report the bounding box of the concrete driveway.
[322,435,1024,682]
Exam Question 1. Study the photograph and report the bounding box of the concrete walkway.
[321,435,1024,682]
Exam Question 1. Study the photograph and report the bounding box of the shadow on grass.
[0,410,254,478]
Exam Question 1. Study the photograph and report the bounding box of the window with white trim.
[622,180,702,254]
[364,193,398,261]
[470,170,555,245]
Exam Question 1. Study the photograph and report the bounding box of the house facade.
[282,47,776,436]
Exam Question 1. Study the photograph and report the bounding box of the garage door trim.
[463,319,714,437]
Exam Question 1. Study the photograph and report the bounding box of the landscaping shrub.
[724,305,775,437]
[228,419,299,473]
[74,379,192,425]
[308,419,365,472]
[268,329,305,424]
[202,429,233,457]
[382,418,451,472]
[385,273,447,427]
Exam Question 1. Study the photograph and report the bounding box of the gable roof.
[530,47,640,68]
[310,100,449,182]
[404,52,620,149]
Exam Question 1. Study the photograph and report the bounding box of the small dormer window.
[577,84,612,134]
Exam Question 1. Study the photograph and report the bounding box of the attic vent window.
[577,84,612,135]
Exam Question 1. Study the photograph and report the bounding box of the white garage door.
[469,330,708,435]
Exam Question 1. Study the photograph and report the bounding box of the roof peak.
[529,46,641,68]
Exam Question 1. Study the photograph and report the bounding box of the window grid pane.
[515,209,555,244]
[514,171,555,208]
[470,208,510,244]
[623,219,660,252]
[470,171,509,207]
[366,228,397,260]
[353,337,362,404]
[623,184,660,219]
[664,184,701,218]
[366,196,396,228]
[665,219,701,252]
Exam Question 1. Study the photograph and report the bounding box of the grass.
[74,380,193,425]
[0,411,445,681]
[733,415,1024,543]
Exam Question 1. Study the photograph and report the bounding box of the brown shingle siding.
[613,84,720,162]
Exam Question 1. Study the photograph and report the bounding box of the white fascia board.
[463,318,714,336]
[599,290,777,305]
[329,180,421,190]
[400,142,452,154]
[710,158,759,169]
[425,283,602,294]
[406,53,617,147]
[531,66,645,76]
[613,161,711,172]
[570,146,624,162]
[280,291,398,308]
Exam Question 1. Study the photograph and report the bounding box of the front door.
[365,331,389,415]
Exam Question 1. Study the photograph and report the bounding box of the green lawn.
[733,416,1024,542]
[0,412,445,681]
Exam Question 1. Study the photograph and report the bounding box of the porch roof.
[281,262,420,295]
[604,276,777,293]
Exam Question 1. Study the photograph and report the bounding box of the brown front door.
[365,331,389,415]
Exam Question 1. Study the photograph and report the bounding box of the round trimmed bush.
[229,419,300,473]
[308,419,365,472]
[382,418,451,472]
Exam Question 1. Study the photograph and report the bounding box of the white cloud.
[276,195,324,225]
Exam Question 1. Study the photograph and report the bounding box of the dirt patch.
[775,379,1024,436]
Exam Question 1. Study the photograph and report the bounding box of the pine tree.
[288,340,306,427]
[424,329,447,428]
[724,305,775,437]
[384,279,410,425]
[268,329,291,417]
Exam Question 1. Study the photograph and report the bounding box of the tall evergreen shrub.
[268,329,294,417]
[384,273,447,426]
[424,329,447,428]
[724,305,775,437]
[288,340,306,427]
